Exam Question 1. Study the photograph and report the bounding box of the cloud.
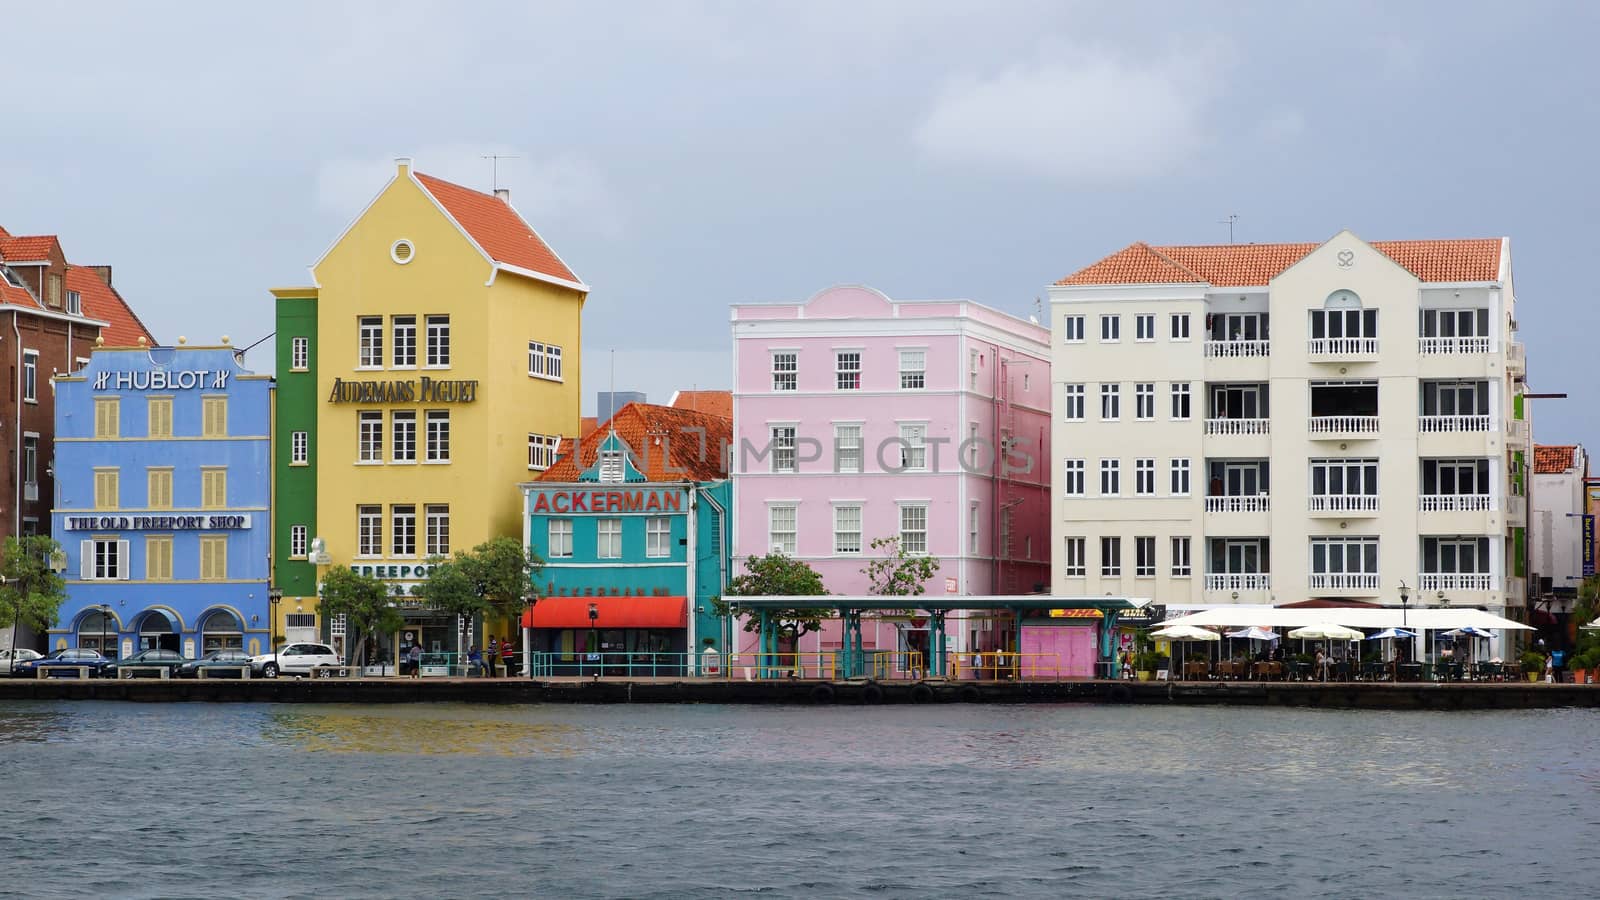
[315,144,625,238]
[913,47,1223,184]
[1255,109,1307,143]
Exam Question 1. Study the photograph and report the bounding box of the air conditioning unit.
[22,483,37,503]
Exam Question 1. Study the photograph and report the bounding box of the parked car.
[248,642,340,678]
[1,648,42,676]
[14,648,112,678]
[176,648,253,678]
[103,648,189,678]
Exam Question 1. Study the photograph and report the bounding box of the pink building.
[730,285,1052,661]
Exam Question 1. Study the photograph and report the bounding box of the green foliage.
[1519,650,1545,673]
[410,557,489,623]
[317,565,403,665]
[454,536,544,622]
[861,536,940,597]
[0,535,68,633]
[715,553,831,636]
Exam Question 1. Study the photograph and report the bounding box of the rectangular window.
[391,505,416,557]
[146,536,173,581]
[1309,458,1380,500]
[1135,314,1156,342]
[528,340,563,380]
[147,468,173,510]
[900,504,928,554]
[1422,459,1493,496]
[392,315,417,367]
[899,423,928,471]
[146,397,172,438]
[358,316,383,367]
[598,449,624,483]
[1135,458,1155,495]
[645,517,672,558]
[1135,383,1155,420]
[46,274,61,307]
[1100,459,1120,496]
[291,431,308,464]
[425,411,451,462]
[1310,537,1379,581]
[1100,384,1120,420]
[834,505,862,555]
[528,433,561,471]
[1063,384,1085,421]
[425,505,451,556]
[548,518,573,559]
[1170,382,1192,420]
[94,469,119,510]
[1420,380,1490,417]
[1170,313,1191,340]
[1100,315,1120,342]
[834,424,862,474]
[425,315,450,367]
[1420,308,1491,339]
[771,351,797,391]
[202,396,227,437]
[358,411,383,462]
[290,336,309,371]
[1063,459,1086,496]
[1062,315,1085,342]
[968,504,979,555]
[1309,306,1378,345]
[91,538,125,580]
[391,411,417,463]
[201,468,226,509]
[22,435,37,488]
[1063,537,1086,576]
[1171,537,1192,576]
[771,425,797,473]
[22,350,37,402]
[769,505,797,555]
[65,289,81,315]
[95,397,120,438]
[290,525,308,558]
[898,349,926,390]
[1135,536,1156,576]
[597,518,622,559]
[835,350,861,390]
[1422,537,1491,575]
[1170,458,1191,496]
[357,505,382,557]
[1101,536,1122,576]
[199,535,227,581]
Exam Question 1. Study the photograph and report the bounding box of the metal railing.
[1418,336,1489,355]
[1308,494,1379,513]
[1206,495,1270,512]
[1418,414,1491,433]
[1418,573,1496,591]
[1307,573,1381,591]
[527,651,695,678]
[1418,493,1493,512]
[949,652,1067,680]
[1205,572,1271,591]
[1204,340,1270,358]
[1308,416,1379,435]
[1307,337,1379,356]
[1204,418,1270,435]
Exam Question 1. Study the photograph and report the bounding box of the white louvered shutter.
[80,541,93,579]
[117,541,131,580]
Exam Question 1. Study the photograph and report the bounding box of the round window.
[391,239,415,264]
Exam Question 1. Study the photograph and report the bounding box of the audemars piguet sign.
[328,377,479,404]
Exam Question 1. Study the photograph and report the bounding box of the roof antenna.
[1218,213,1239,244]
[481,154,520,192]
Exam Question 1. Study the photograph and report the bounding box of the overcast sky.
[2,1,1596,449]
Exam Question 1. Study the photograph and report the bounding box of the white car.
[249,642,340,678]
[1,648,42,676]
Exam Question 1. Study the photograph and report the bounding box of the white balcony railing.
[1204,340,1271,358]
[1308,416,1380,435]
[1307,337,1379,356]
[1205,573,1271,591]
[1205,417,1270,435]
[1206,495,1271,513]
[1308,494,1380,513]
[1418,573,1496,592]
[1419,494,1493,512]
[1419,336,1490,355]
[1308,573,1381,591]
[1418,414,1492,433]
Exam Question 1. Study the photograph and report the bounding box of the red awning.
[521,596,687,630]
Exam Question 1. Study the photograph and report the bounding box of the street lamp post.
[588,602,599,677]
[98,603,110,661]
[0,575,10,676]
[521,585,538,679]
[268,590,282,674]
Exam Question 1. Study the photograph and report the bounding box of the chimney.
[395,156,413,174]
[494,188,511,205]
[91,265,112,287]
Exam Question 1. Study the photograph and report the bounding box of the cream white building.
[1531,444,1590,613]
[1049,231,1530,621]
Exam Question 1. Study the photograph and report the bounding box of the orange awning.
[521,595,687,630]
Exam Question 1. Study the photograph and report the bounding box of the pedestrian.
[501,637,517,677]
[1545,653,1555,683]
[487,636,500,677]
[407,642,422,679]
[467,645,484,677]
[1119,648,1133,680]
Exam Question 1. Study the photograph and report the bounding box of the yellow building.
[272,158,586,660]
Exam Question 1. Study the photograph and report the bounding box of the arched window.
[77,610,120,659]
[200,609,243,651]
[1309,290,1377,350]
[135,610,178,652]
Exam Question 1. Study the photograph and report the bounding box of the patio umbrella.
[1584,620,1600,631]
[1225,626,1280,641]
[1366,628,1416,640]
[1446,626,1493,671]
[1289,624,1364,681]
[1150,625,1220,678]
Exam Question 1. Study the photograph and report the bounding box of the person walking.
[501,637,517,677]
[486,637,500,678]
[407,642,422,678]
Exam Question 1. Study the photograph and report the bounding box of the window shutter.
[118,541,131,580]
[80,541,93,579]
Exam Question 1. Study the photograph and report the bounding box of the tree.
[0,536,68,666]
[862,535,940,597]
[714,552,831,638]
[316,565,403,667]
[455,536,545,625]
[409,557,489,661]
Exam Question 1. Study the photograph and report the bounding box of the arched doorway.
[77,610,121,659]
[135,610,180,652]
[199,609,243,652]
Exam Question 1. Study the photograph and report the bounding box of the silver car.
[1,648,42,677]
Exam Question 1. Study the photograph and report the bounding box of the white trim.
[390,239,415,265]
[492,262,590,294]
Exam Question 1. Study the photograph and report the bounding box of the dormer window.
[1,267,23,289]
[599,450,624,483]
[66,290,81,315]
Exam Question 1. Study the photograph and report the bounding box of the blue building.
[521,402,732,675]
[49,341,273,658]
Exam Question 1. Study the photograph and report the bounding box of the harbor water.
[0,701,1595,898]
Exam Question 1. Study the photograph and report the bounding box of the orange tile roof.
[539,402,732,483]
[67,265,155,346]
[668,389,732,420]
[578,416,599,440]
[1534,445,1577,474]
[0,234,59,262]
[1057,238,1503,287]
[414,173,581,287]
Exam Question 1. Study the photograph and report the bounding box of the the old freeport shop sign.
[328,376,479,404]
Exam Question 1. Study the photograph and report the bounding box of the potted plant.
[1519,650,1545,683]
[1134,650,1157,682]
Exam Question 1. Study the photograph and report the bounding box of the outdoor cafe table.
[1362,661,1390,681]
[1289,661,1312,681]
[1252,661,1285,680]
[1183,661,1209,680]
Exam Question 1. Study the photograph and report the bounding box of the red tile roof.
[0,234,59,263]
[668,389,732,420]
[1534,445,1578,474]
[578,416,599,440]
[67,266,155,346]
[539,402,732,483]
[1057,238,1503,287]
[414,173,582,287]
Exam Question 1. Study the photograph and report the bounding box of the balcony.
[1418,573,1496,592]
[1419,336,1490,355]
[1506,341,1525,375]
[1204,340,1270,359]
[1205,418,1270,435]
[1418,414,1491,434]
[1307,337,1379,358]
[1419,494,1493,512]
[1206,495,1270,513]
[1508,419,1530,444]
[1308,495,1379,514]
[1308,416,1379,437]
[1506,494,1526,525]
[1205,573,1271,592]
[1308,573,1380,591]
